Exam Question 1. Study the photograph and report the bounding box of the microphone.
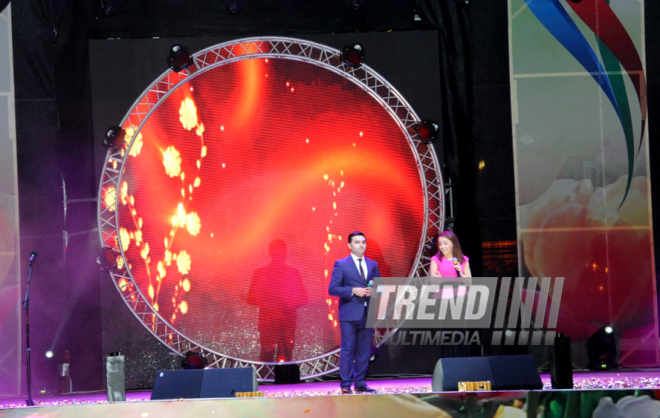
[452,257,462,277]
[29,252,37,262]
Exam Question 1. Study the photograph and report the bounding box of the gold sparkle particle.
[134,230,143,246]
[148,284,155,299]
[478,160,485,170]
[154,303,159,312]
[120,181,129,205]
[177,250,191,275]
[186,212,201,236]
[126,129,143,157]
[172,203,187,228]
[116,257,125,270]
[324,243,330,252]
[323,174,328,180]
[324,269,328,278]
[119,228,131,251]
[359,132,363,137]
[118,278,128,290]
[332,202,336,210]
[140,242,150,260]
[182,278,191,292]
[188,185,193,193]
[180,301,188,314]
[340,181,345,188]
[201,146,207,157]
[193,178,201,187]
[164,250,172,266]
[328,314,333,321]
[129,196,135,206]
[138,217,143,228]
[163,146,182,177]
[157,261,166,279]
[179,98,198,131]
[196,123,205,136]
[104,187,116,212]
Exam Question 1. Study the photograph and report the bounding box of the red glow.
[117,58,425,362]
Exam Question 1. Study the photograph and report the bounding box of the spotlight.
[587,326,618,371]
[340,44,365,69]
[342,0,363,11]
[45,351,54,358]
[97,247,118,271]
[224,0,245,14]
[101,0,127,16]
[167,45,194,73]
[415,119,440,143]
[453,0,472,6]
[103,126,126,150]
[181,351,207,369]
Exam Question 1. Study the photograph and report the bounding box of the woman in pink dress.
[429,230,472,279]
[429,231,472,301]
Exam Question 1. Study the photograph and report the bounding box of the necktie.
[358,259,366,282]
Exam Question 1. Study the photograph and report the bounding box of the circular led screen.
[99,38,443,373]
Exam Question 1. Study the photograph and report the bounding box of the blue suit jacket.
[328,255,381,322]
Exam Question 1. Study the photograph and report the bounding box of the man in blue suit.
[328,231,381,394]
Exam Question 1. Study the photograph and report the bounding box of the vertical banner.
[0,5,21,395]
[509,0,658,366]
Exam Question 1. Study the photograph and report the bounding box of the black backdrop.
[9,0,660,393]
[90,31,443,388]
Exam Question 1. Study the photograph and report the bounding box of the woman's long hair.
[435,230,465,265]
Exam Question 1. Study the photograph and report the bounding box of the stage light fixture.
[415,119,440,143]
[181,351,207,369]
[587,326,618,371]
[340,44,365,69]
[224,0,245,14]
[97,247,118,271]
[453,0,472,7]
[342,0,363,11]
[103,126,126,150]
[101,0,127,16]
[45,351,53,358]
[167,45,194,73]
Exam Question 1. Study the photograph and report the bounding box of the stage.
[2,371,660,417]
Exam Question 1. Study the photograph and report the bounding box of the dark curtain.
[13,0,103,392]
[416,0,483,277]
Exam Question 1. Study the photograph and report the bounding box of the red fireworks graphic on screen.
[112,57,425,362]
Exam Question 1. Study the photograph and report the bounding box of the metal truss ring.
[97,37,444,381]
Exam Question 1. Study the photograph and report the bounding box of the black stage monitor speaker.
[432,357,493,391]
[151,368,258,400]
[151,369,204,400]
[433,355,542,391]
[200,368,258,398]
